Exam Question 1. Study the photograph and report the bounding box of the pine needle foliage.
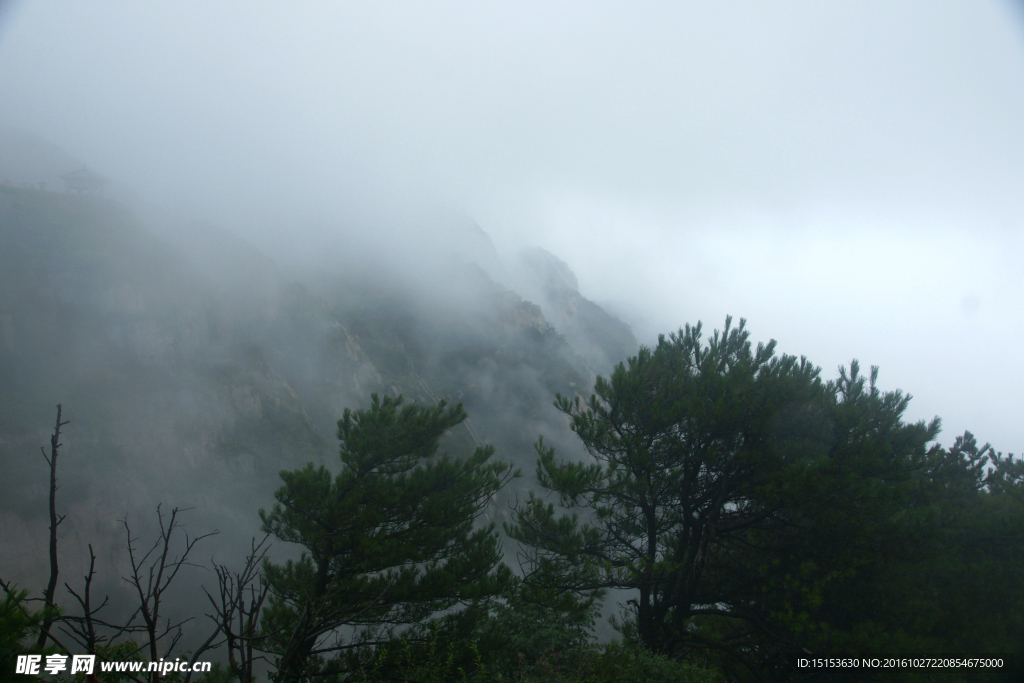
[510,317,827,659]
[259,394,517,682]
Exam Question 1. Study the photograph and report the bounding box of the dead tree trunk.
[37,403,69,648]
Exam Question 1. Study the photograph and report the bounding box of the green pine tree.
[0,587,45,683]
[509,317,827,663]
[259,394,517,683]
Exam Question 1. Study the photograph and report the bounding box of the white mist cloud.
[1,0,1023,450]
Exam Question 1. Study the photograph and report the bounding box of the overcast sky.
[2,0,1023,452]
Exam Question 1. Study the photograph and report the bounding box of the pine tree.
[509,317,827,662]
[259,394,516,682]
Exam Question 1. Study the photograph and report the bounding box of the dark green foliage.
[510,317,827,658]
[510,318,1024,681]
[361,639,721,683]
[344,610,721,683]
[568,642,723,683]
[473,577,599,674]
[716,361,946,678]
[338,571,601,681]
[259,394,517,682]
[0,587,44,683]
[739,369,1024,682]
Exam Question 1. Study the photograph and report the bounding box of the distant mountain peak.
[513,246,637,376]
[519,247,578,292]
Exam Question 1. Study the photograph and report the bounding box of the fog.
[2,0,1023,452]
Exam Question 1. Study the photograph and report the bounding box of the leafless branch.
[121,505,219,683]
[198,535,271,683]
[59,544,106,653]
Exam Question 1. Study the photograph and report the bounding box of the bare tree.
[59,543,145,657]
[122,505,219,682]
[36,403,70,649]
[200,536,272,683]
[55,509,220,683]
[60,544,106,653]
[4,407,221,683]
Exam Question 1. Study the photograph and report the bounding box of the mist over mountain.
[0,145,638,605]
[514,247,637,375]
